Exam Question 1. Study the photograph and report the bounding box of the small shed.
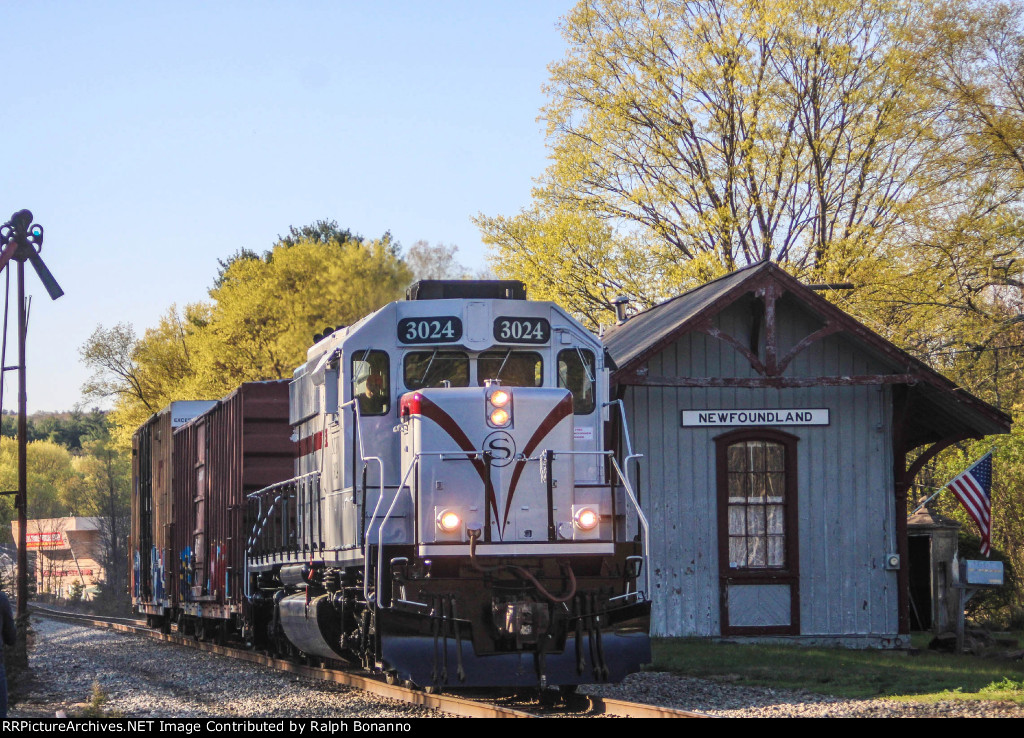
[907,507,961,632]
[604,261,1009,646]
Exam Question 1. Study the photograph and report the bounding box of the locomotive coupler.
[492,597,551,649]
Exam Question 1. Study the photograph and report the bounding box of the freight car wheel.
[194,618,206,642]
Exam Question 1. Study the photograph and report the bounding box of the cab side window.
[352,351,391,416]
[558,349,596,414]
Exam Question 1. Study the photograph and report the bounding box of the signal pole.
[16,255,26,632]
[0,210,63,668]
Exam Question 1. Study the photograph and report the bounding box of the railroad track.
[29,605,713,719]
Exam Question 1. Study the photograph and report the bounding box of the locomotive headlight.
[486,388,512,427]
[574,507,599,531]
[437,510,462,533]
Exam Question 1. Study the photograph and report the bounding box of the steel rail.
[30,606,711,719]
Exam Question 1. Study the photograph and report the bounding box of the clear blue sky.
[1,1,575,412]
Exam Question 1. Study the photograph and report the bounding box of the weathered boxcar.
[131,401,217,625]
[171,382,292,637]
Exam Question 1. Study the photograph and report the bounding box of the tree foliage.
[404,240,469,281]
[0,440,79,546]
[191,233,411,393]
[74,432,131,608]
[81,223,412,443]
[479,0,954,322]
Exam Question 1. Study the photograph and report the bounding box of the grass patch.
[651,635,1024,702]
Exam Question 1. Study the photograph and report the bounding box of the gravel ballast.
[9,616,444,718]
[10,615,1023,717]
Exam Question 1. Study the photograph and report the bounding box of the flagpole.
[908,448,994,516]
[910,487,944,515]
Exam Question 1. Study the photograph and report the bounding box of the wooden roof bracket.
[692,280,847,379]
[903,433,973,492]
[691,317,767,375]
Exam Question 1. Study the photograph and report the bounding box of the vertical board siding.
[628,300,897,640]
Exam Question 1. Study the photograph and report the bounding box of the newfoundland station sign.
[681,408,830,427]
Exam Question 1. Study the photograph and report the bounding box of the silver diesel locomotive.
[244,280,650,689]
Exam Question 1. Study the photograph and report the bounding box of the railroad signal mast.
[0,210,63,659]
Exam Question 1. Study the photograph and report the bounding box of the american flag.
[947,453,993,557]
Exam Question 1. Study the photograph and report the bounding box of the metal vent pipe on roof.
[613,295,631,325]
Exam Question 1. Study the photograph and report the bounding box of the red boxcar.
[131,401,216,624]
[172,381,292,636]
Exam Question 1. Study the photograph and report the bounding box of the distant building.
[604,261,1010,646]
[11,517,105,599]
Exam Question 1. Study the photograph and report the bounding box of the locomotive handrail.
[242,470,317,601]
[511,445,650,597]
[598,403,647,597]
[366,454,421,604]
[368,450,490,605]
[610,455,650,598]
[244,471,319,501]
[603,399,638,461]
[343,397,386,556]
[244,472,314,556]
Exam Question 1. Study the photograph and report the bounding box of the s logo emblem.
[483,431,516,467]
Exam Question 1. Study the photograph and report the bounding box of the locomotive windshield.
[403,350,470,390]
[477,351,543,387]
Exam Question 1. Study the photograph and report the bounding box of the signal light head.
[436,510,462,533]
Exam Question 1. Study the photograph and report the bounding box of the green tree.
[0,440,79,545]
[187,232,411,396]
[405,240,470,281]
[75,433,131,609]
[478,0,949,317]
[81,306,204,446]
[80,223,412,442]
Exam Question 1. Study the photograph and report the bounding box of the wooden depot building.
[603,261,1010,646]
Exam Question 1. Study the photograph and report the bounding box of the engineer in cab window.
[360,373,389,415]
